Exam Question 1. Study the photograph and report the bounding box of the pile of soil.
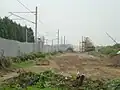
[36,60,50,66]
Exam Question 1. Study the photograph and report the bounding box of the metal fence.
[0,37,71,57]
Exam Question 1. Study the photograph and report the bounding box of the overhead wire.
[6,14,13,18]
[16,0,43,24]
[16,0,33,14]
[9,12,35,24]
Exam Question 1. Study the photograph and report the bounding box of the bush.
[12,52,46,63]
[0,52,59,69]
[50,52,57,55]
[13,52,59,63]
[0,56,11,69]
[58,51,63,53]
[105,79,120,90]
[98,45,119,57]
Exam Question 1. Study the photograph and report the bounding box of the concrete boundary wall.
[0,37,71,57]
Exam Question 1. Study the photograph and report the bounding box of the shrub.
[0,56,11,69]
[58,51,63,53]
[50,52,57,55]
[105,79,120,90]
[98,45,119,57]
[0,52,59,69]
[14,52,59,63]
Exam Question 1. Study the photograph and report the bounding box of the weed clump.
[1,70,120,90]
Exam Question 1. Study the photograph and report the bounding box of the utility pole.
[26,29,27,42]
[79,41,80,52]
[82,36,84,52]
[57,29,60,51]
[8,6,39,52]
[64,36,65,45]
[35,6,38,52]
[61,36,63,45]
[42,36,45,52]
[52,39,54,48]
[52,39,54,52]
[51,38,57,52]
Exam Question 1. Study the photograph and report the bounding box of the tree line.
[0,17,34,42]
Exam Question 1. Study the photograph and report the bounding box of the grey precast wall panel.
[0,37,34,57]
[44,45,49,53]
[0,37,19,56]
[19,42,34,54]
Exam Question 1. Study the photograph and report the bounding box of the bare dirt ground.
[51,53,120,79]
[1,53,120,83]
[21,53,120,79]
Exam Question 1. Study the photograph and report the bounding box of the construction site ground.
[0,53,120,83]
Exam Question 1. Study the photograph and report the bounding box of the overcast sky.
[1,0,120,46]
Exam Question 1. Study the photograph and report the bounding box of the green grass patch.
[12,60,34,68]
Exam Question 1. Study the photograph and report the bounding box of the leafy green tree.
[0,17,34,42]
